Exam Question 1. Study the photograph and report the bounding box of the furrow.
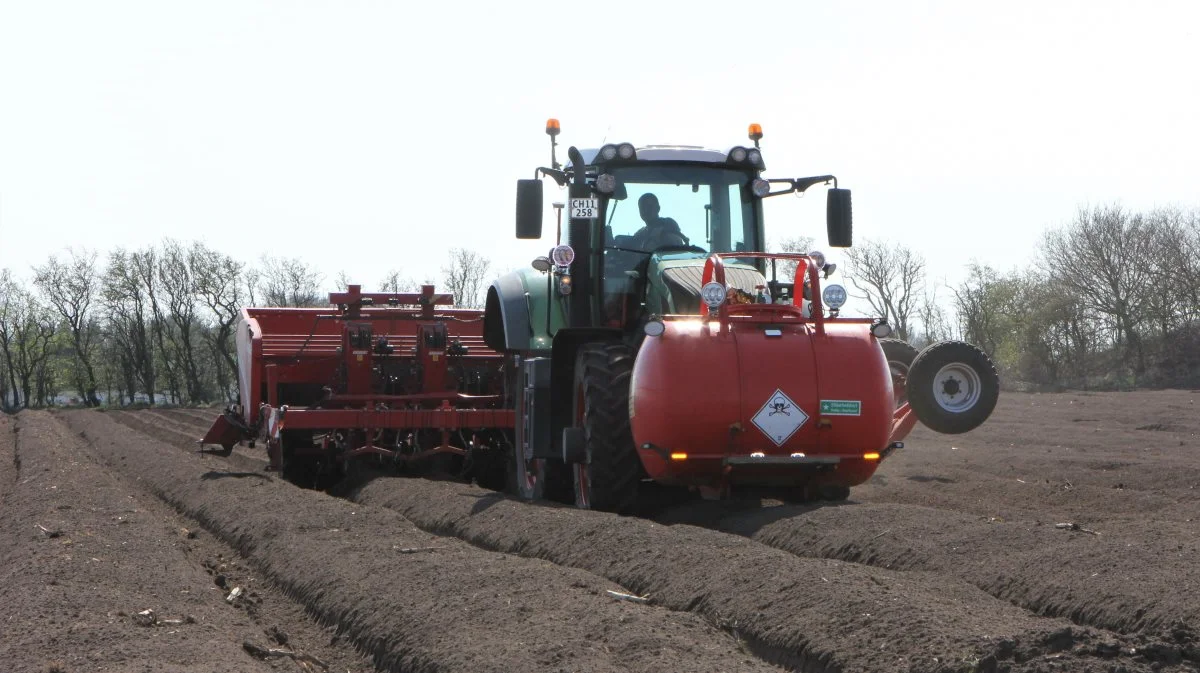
[349,478,1169,673]
[58,409,786,673]
[681,499,1200,651]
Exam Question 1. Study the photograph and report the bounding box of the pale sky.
[2,1,1198,318]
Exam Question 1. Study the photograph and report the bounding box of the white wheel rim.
[932,363,982,413]
[574,464,591,509]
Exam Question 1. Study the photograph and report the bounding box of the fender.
[483,268,569,354]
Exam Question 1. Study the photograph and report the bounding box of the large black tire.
[906,340,1000,434]
[880,338,920,408]
[571,343,642,513]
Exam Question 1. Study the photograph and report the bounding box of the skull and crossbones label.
[752,389,809,446]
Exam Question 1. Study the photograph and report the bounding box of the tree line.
[0,242,493,409]
[835,203,1200,390]
[3,202,1198,409]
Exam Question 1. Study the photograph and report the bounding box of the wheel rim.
[932,363,982,413]
[515,452,541,498]
[574,464,591,509]
[512,416,540,498]
[573,382,592,509]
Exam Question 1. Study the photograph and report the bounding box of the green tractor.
[481,119,855,511]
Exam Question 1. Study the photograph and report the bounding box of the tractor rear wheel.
[571,342,642,514]
[880,338,919,408]
[906,340,1000,434]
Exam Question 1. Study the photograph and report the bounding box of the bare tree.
[0,272,57,407]
[379,269,418,293]
[769,235,816,282]
[258,255,324,307]
[153,239,208,403]
[32,247,102,406]
[1042,204,1154,376]
[134,246,182,403]
[1142,206,1200,332]
[0,270,22,407]
[190,242,245,401]
[843,239,925,341]
[951,263,1012,358]
[440,248,492,309]
[913,284,952,348]
[244,266,261,306]
[102,248,158,404]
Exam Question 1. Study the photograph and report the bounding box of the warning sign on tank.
[820,400,861,416]
[751,389,809,446]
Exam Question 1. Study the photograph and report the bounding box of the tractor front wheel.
[907,340,1000,434]
[507,359,572,504]
[571,342,642,514]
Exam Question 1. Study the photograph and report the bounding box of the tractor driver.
[631,193,688,251]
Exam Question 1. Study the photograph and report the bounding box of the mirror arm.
[760,175,837,198]
[536,167,568,187]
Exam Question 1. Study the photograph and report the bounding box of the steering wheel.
[647,244,707,256]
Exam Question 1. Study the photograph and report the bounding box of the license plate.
[570,198,598,219]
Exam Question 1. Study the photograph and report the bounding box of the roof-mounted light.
[747,148,763,166]
[546,118,560,137]
[729,146,748,162]
[748,123,763,142]
[597,143,635,162]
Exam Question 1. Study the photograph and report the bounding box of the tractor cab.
[501,119,854,346]
[587,150,768,326]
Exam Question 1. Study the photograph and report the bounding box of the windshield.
[601,165,758,254]
[596,164,762,324]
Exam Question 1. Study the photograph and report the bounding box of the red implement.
[200,284,513,485]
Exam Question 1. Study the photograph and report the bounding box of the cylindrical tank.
[629,317,894,487]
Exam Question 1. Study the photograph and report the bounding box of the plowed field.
[3,389,1198,672]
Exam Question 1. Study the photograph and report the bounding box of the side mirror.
[516,179,543,239]
[826,188,852,248]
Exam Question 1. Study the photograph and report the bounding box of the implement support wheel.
[907,340,1000,434]
[571,342,642,514]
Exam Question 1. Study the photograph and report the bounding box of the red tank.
[630,253,909,494]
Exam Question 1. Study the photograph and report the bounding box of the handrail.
[699,252,826,335]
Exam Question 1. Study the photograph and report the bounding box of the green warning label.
[820,400,861,416]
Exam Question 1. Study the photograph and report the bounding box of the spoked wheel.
[907,340,1000,434]
[880,338,919,409]
[513,448,548,500]
[506,358,572,504]
[571,342,642,514]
